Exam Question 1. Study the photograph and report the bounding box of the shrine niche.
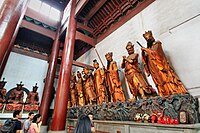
[0,78,7,110]
[5,81,29,111]
[24,83,40,111]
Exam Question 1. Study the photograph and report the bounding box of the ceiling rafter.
[84,0,107,21]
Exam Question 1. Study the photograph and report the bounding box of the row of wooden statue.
[0,79,39,105]
[68,31,188,107]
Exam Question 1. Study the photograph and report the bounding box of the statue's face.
[126,45,134,55]
[83,68,89,74]
[33,87,37,92]
[106,55,112,61]
[77,73,81,78]
[0,84,4,89]
[17,86,22,90]
[93,63,99,69]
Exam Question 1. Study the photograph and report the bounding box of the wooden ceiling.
[14,0,154,61]
[77,0,152,38]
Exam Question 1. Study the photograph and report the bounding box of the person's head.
[13,110,22,119]
[28,112,34,120]
[143,31,155,42]
[74,115,92,133]
[93,59,99,69]
[105,52,113,62]
[88,113,94,121]
[126,42,135,55]
[32,114,41,124]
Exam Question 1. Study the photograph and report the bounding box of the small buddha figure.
[70,73,77,107]
[105,52,125,102]
[141,31,188,96]
[6,81,24,110]
[82,67,97,105]
[8,81,24,104]
[121,42,156,101]
[76,71,85,106]
[25,83,39,105]
[0,78,7,103]
[24,83,39,111]
[93,59,108,104]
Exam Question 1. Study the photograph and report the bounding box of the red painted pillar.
[0,0,28,78]
[39,27,61,125]
[51,0,76,131]
[0,0,29,79]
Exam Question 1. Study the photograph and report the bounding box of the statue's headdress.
[143,30,153,40]
[33,83,38,89]
[105,52,113,58]
[16,81,24,86]
[0,78,7,85]
[126,41,134,49]
[93,59,99,65]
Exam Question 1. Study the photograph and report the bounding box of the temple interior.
[0,0,200,133]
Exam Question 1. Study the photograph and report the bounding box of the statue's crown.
[105,52,113,57]
[126,42,134,49]
[93,59,99,64]
[143,31,153,39]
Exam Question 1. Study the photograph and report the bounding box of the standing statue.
[93,59,108,104]
[76,71,85,106]
[25,83,39,104]
[141,31,188,96]
[70,73,77,107]
[8,81,24,103]
[0,78,7,103]
[24,83,40,111]
[105,52,125,102]
[82,67,97,105]
[121,42,156,101]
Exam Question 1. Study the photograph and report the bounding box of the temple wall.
[2,52,48,103]
[76,0,200,98]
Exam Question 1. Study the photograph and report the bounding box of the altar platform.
[67,119,200,133]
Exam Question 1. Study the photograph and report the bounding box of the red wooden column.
[0,0,29,79]
[39,27,61,125]
[0,0,28,78]
[51,0,76,131]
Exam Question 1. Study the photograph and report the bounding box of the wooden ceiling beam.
[20,20,56,40]
[84,0,107,21]
[75,31,96,47]
[72,60,94,70]
[77,22,93,34]
[75,0,89,16]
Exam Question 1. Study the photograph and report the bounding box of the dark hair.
[13,110,21,117]
[32,114,41,123]
[74,115,92,133]
[28,112,34,118]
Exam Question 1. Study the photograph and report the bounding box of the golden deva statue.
[121,42,156,101]
[93,59,108,104]
[141,31,188,96]
[82,67,97,105]
[105,52,125,102]
[76,71,85,106]
[70,73,77,107]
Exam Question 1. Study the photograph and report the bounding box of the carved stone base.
[67,94,199,124]
[5,103,23,111]
[24,104,39,111]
